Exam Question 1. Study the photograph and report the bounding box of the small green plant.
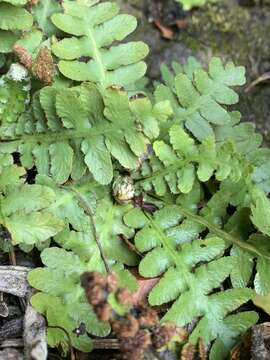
[1,0,270,359]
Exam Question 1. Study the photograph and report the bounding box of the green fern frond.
[28,242,137,353]
[29,258,110,352]
[0,183,63,246]
[0,84,169,185]
[27,176,139,352]
[227,189,270,295]
[123,205,258,358]
[0,3,33,31]
[51,0,149,87]
[137,124,247,196]
[33,174,138,270]
[32,0,61,36]
[155,57,245,142]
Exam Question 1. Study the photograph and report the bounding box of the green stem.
[136,159,186,184]
[144,211,194,284]
[0,123,117,145]
[68,186,110,273]
[177,206,270,260]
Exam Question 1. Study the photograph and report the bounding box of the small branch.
[0,338,24,349]
[8,248,27,310]
[245,72,270,93]
[92,338,119,349]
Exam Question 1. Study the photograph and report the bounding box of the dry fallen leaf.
[154,20,175,40]
[128,269,160,304]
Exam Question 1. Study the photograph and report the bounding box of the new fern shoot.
[0,0,270,359]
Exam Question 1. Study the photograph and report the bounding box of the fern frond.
[136,123,251,196]
[36,174,139,269]
[0,183,63,246]
[51,0,149,87]
[0,3,32,31]
[32,0,61,36]
[29,253,110,352]
[155,57,245,142]
[123,205,258,358]
[0,85,168,184]
[227,189,270,295]
[28,243,137,353]
[27,175,139,351]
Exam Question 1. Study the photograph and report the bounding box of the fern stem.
[38,0,50,30]
[86,28,107,87]
[68,187,110,273]
[136,160,186,184]
[177,206,270,260]
[144,211,194,284]
[0,124,117,144]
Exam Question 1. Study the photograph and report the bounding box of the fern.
[32,0,61,36]
[135,57,264,197]
[0,183,63,246]
[226,189,270,295]
[28,248,111,353]
[0,84,170,185]
[37,175,139,269]
[136,119,263,197]
[51,0,149,87]
[123,205,258,359]
[0,153,25,191]
[0,0,269,356]
[137,124,246,196]
[155,57,245,142]
[27,175,139,351]
[28,246,137,352]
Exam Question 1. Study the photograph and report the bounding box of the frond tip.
[51,0,149,88]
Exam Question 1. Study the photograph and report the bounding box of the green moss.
[180,0,270,72]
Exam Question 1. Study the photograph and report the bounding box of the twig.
[119,234,143,257]
[8,249,27,310]
[92,338,120,349]
[245,71,270,93]
[0,338,24,349]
